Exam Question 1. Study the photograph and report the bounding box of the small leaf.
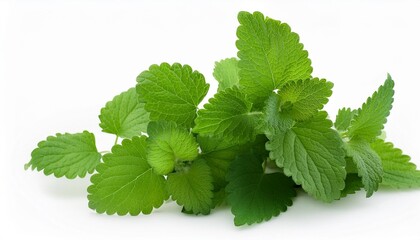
[136,63,209,128]
[335,108,357,131]
[340,174,363,198]
[99,87,149,138]
[278,78,333,121]
[166,159,214,215]
[345,139,383,197]
[26,131,101,179]
[194,87,260,144]
[226,150,296,226]
[213,58,240,91]
[348,76,394,141]
[88,136,168,215]
[147,121,199,175]
[371,139,420,188]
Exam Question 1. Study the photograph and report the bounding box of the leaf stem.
[114,135,119,145]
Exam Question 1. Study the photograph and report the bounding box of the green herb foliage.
[26,11,419,226]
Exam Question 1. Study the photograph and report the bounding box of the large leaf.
[226,151,296,226]
[99,87,149,138]
[88,136,168,215]
[237,11,312,106]
[25,131,101,179]
[136,63,209,128]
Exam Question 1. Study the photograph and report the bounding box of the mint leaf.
[266,109,346,202]
[335,108,357,131]
[25,131,101,179]
[88,136,168,215]
[99,88,149,138]
[237,11,312,106]
[226,150,296,226]
[213,58,240,91]
[348,75,394,141]
[278,78,333,121]
[136,63,209,128]
[371,140,420,188]
[340,174,363,198]
[193,87,260,144]
[345,139,383,197]
[166,159,213,215]
[198,135,243,190]
[147,121,198,175]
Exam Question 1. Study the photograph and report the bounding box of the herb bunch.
[25,11,420,226]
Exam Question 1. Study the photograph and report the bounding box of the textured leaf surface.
[198,135,243,190]
[340,174,363,198]
[213,58,240,91]
[194,87,260,143]
[99,88,149,138]
[345,139,383,197]
[348,76,394,141]
[167,159,213,215]
[237,11,312,106]
[88,136,168,215]
[136,63,209,128]
[371,140,420,188]
[335,108,357,131]
[278,78,333,121]
[226,151,296,226]
[266,111,346,202]
[26,131,101,179]
[147,121,198,175]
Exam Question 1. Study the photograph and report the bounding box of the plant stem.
[114,135,119,145]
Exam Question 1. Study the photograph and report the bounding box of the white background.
[1,0,420,239]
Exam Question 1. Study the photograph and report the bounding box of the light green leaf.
[237,11,312,106]
[213,58,240,91]
[340,174,363,198]
[87,136,168,215]
[335,108,357,131]
[193,87,260,144]
[278,78,333,121]
[136,63,209,128]
[166,159,213,215]
[345,139,383,197]
[348,75,394,141]
[371,139,420,188]
[266,110,346,202]
[99,88,149,138]
[226,150,296,226]
[25,131,101,179]
[147,121,198,175]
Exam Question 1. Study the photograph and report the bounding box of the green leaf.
[198,135,243,190]
[25,131,101,179]
[348,75,394,141]
[266,110,346,202]
[213,58,240,91]
[340,174,363,198]
[237,11,312,106]
[147,121,199,175]
[371,139,420,188]
[335,108,357,131]
[136,63,209,128]
[226,150,296,226]
[193,87,260,144]
[87,136,168,215]
[99,88,149,138]
[278,78,333,121]
[166,159,213,215]
[345,139,383,197]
